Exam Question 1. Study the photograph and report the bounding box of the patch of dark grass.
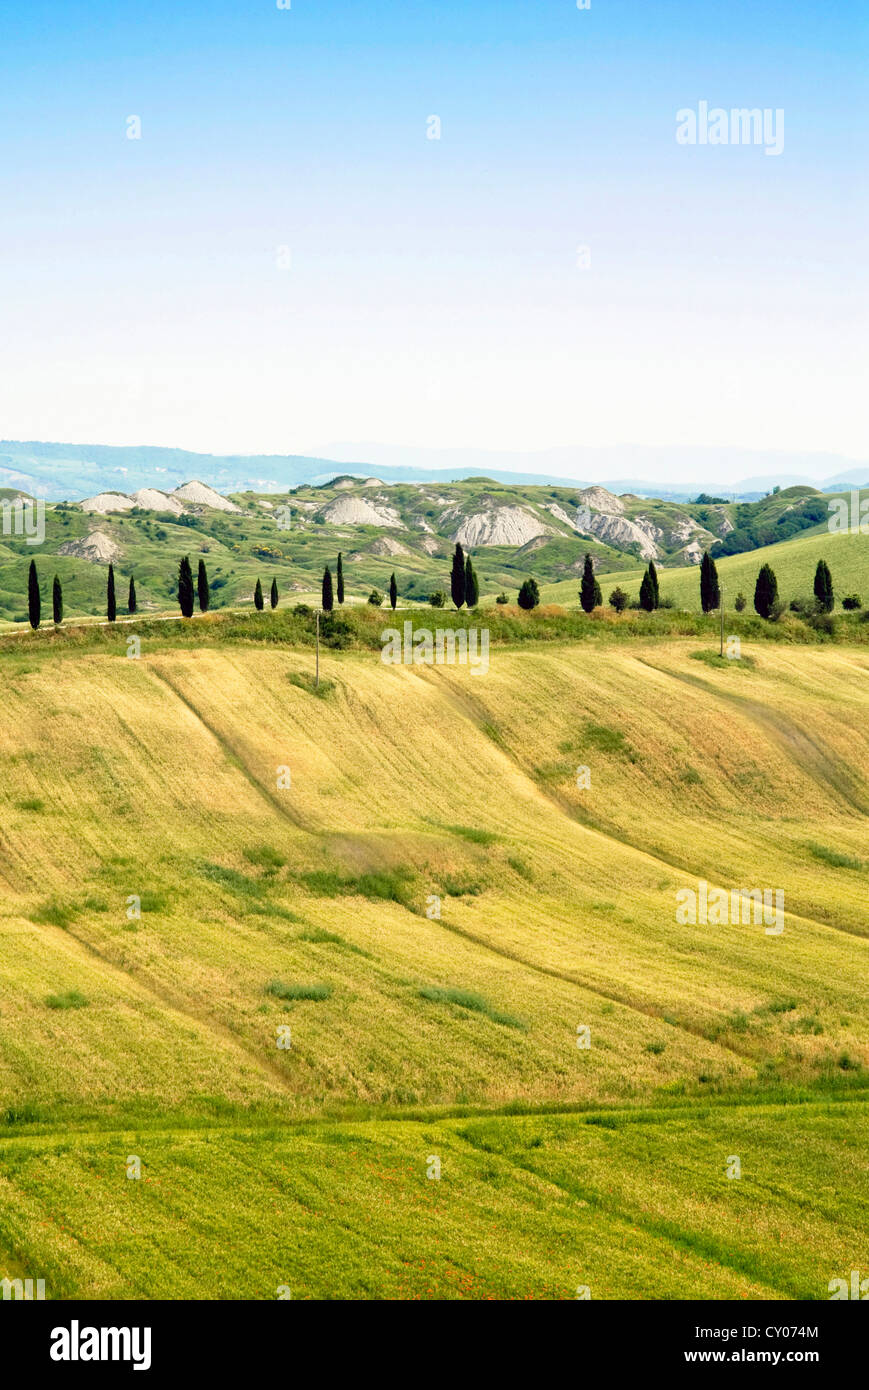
[706,1009,753,1041]
[418,985,526,1031]
[32,900,76,929]
[535,761,573,785]
[690,649,757,670]
[584,722,631,755]
[807,842,865,871]
[138,890,167,913]
[758,997,798,1015]
[789,1014,824,1035]
[299,866,413,905]
[265,980,332,1002]
[200,862,266,897]
[507,855,534,881]
[298,927,370,956]
[45,989,88,1010]
[288,671,335,698]
[15,797,45,812]
[443,824,498,846]
[2,1104,42,1127]
[480,721,506,748]
[441,875,485,897]
[243,844,287,872]
[245,902,303,922]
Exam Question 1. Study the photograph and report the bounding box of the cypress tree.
[322,566,334,612]
[52,575,63,626]
[107,563,117,623]
[336,553,344,605]
[648,560,660,609]
[270,577,278,609]
[464,555,479,608]
[754,563,778,619]
[197,559,209,612]
[700,550,720,613]
[254,578,264,611]
[580,554,596,612]
[128,576,137,615]
[639,569,655,612]
[517,577,540,610]
[27,559,40,630]
[814,559,834,613]
[389,572,398,610]
[450,543,466,609]
[178,556,194,617]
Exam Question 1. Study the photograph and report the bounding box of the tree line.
[26,556,220,630]
[23,545,860,631]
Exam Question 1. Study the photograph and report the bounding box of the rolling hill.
[0,623,866,1297]
[541,527,869,613]
[1,476,865,626]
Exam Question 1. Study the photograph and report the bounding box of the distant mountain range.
[1,439,867,503]
[317,442,869,497]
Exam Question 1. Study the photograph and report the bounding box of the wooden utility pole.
[315,609,320,690]
[719,582,725,658]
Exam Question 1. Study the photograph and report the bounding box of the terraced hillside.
[0,631,866,1298]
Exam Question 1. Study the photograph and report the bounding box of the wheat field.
[0,632,866,1297]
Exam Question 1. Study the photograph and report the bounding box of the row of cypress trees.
[574,550,837,622]
[24,548,844,630]
[180,556,282,616]
[310,550,837,622]
[319,552,401,611]
[26,559,137,630]
[701,552,836,620]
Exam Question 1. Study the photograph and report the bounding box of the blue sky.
[0,0,865,475]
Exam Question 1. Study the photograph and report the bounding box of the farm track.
[1,1089,866,1144]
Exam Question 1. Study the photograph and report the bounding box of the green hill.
[540,527,868,612]
[3,478,864,626]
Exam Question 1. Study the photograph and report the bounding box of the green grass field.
[539,526,869,612]
[0,619,866,1298]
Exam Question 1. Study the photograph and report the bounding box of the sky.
[0,0,866,478]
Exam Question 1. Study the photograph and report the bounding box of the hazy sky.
[1,0,866,468]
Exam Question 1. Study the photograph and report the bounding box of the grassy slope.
[0,633,867,1297]
[539,527,869,611]
[5,482,863,624]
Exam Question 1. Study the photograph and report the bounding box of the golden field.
[0,629,866,1297]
